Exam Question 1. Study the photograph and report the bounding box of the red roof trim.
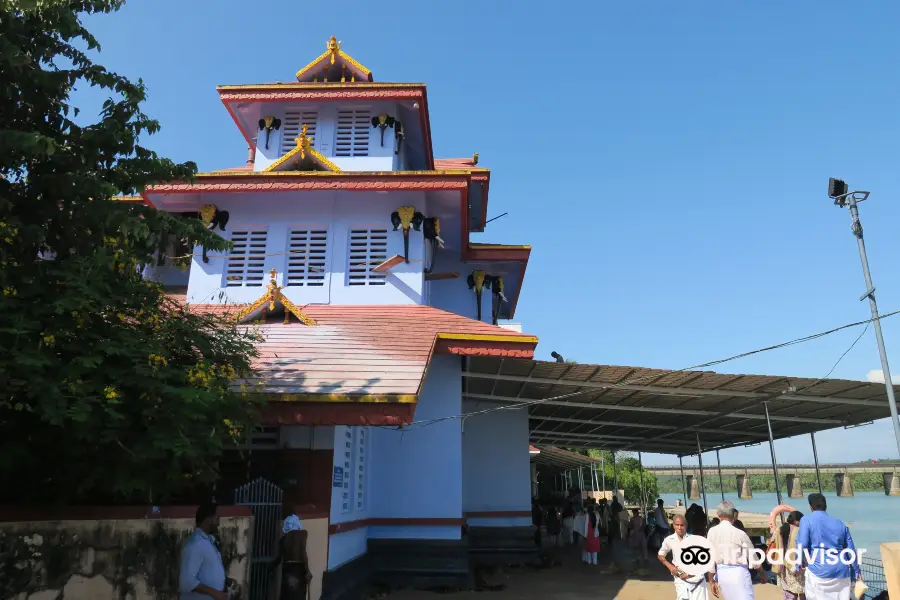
[434,339,535,358]
[217,84,434,170]
[145,173,469,196]
[465,244,531,263]
[261,402,415,427]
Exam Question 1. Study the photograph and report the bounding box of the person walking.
[180,503,228,600]
[794,493,863,600]
[582,505,602,565]
[610,495,624,542]
[658,514,712,600]
[628,508,649,573]
[545,503,561,547]
[561,502,576,546]
[271,513,312,600]
[707,500,768,600]
[574,504,588,561]
[653,498,671,549]
[770,510,805,600]
[532,499,544,547]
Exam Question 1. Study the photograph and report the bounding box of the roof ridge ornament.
[234,269,318,326]
[295,124,312,159]
[295,36,374,83]
[327,36,341,64]
[263,123,342,173]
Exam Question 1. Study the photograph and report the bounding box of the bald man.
[658,515,712,600]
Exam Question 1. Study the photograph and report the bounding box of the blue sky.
[81,1,900,465]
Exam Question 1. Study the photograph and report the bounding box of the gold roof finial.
[269,268,278,283]
[294,124,313,159]
[326,36,341,64]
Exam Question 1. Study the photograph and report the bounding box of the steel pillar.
[695,431,708,522]
[764,402,784,507]
[811,432,823,494]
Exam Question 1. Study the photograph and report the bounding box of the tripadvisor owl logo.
[674,536,716,578]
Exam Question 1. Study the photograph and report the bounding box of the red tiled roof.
[434,157,488,171]
[178,303,536,398]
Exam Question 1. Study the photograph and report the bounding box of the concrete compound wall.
[0,508,251,600]
[462,399,532,527]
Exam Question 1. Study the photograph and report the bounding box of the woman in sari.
[770,510,805,600]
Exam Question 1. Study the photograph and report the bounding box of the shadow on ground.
[383,538,783,600]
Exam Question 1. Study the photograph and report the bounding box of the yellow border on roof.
[436,333,539,344]
[233,270,318,326]
[295,47,373,82]
[255,393,418,404]
[469,243,532,250]
[195,169,472,178]
[263,137,342,173]
[217,83,422,91]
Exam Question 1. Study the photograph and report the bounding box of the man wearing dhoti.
[658,515,711,600]
[707,500,768,599]
[794,493,863,600]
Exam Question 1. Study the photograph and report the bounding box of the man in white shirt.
[657,515,712,600]
[706,501,768,600]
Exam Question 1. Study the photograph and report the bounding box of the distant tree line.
[655,472,887,494]
[565,449,660,505]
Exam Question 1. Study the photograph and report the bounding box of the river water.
[659,491,900,560]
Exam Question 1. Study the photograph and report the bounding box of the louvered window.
[347,228,387,286]
[334,108,371,157]
[280,110,318,156]
[225,229,268,287]
[285,228,327,287]
[356,427,367,510]
[342,428,352,513]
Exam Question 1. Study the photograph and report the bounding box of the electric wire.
[614,318,877,455]
[379,309,900,433]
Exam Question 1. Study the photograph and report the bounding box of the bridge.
[646,463,900,499]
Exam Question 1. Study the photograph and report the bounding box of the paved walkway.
[388,538,782,600]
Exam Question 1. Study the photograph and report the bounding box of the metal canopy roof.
[530,445,599,472]
[464,358,899,456]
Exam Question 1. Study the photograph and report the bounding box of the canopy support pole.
[716,449,725,502]
[679,455,688,507]
[579,466,585,500]
[602,454,607,497]
[639,451,647,517]
[811,432,823,494]
[764,402,784,507]
[695,431,709,524]
[612,451,619,501]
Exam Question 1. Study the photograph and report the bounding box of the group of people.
[533,494,658,571]
[179,503,312,600]
[657,494,871,600]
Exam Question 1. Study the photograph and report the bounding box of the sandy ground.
[387,538,783,600]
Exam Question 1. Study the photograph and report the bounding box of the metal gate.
[234,478,283,600]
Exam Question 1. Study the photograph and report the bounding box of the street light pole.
[830,179,900,457]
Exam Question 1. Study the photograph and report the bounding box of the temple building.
[139,36,539,599]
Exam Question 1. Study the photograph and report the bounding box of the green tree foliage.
[570,449,660,505]
[0,0,261,503]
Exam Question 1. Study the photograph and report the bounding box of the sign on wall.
[332,466,344,488]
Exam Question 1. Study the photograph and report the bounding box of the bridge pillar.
[786,473,803,498]
[736,473,752,499]
[884,471,900,496]
[835,470,854,497]
[686,475,701,500]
